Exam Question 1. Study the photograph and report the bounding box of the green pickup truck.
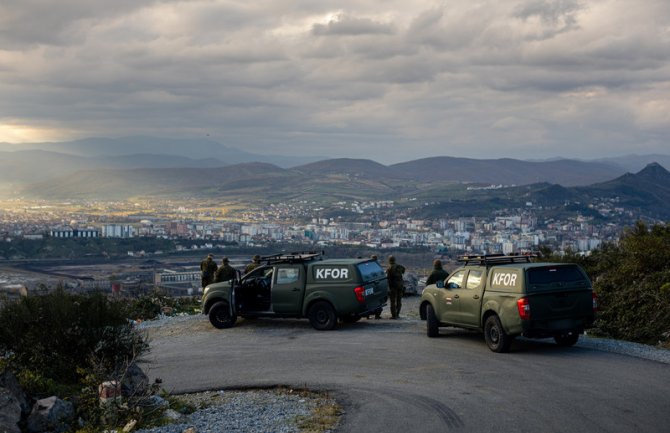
[202,252,388,330]
[420,254,597,352]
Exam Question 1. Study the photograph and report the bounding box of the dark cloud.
[0,0,146,48]
[514,0,584,39]
[0,0,668,162]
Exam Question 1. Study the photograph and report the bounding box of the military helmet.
[388,255,396,264]
[222,257,229,264]
[433,259,442,268]
[253,254,261,261]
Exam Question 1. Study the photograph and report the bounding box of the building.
[101,224,136,238]
[50,227,100,238]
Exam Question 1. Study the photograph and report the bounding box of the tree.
[592,222,670,344]
[538,222,670,345]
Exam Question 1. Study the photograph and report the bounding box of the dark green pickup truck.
[202,252,388,330]
[420,254,597,352]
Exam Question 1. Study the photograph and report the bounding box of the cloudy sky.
[1,0,668,164]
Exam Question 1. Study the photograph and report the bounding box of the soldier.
[386,255,406,319]
[426,259,449,287]
[200,254,218,288]
[215,257,237,283]
[244,254,261,274]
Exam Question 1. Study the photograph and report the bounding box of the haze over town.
[1,0,669,164]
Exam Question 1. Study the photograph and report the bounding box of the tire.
[554,331,580,347]
[308,301,337,331]
[484,314,512,353]
[208,301,237,329]
[426,304,439,338]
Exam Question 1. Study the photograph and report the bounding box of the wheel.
[484,315,512,353]
[208,301,237,329]
[341,315,362,323]
[554,331,580,347]
[426,304,439,338]
[308,301,337,330]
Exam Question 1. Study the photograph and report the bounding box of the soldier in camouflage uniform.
[426,259,449,287]
[386,255,405,319]
[215,257,237,283]
[244,254,261,274]
[200,254,218,288]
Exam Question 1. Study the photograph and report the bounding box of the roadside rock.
[26,396,75,433]
[0,387,22,433]
[0,370,30,415]
[122,363,150,397]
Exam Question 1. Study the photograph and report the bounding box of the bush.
[0,287,148,389]
[589,222,670,345]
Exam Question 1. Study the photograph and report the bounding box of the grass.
[295,397,342,433]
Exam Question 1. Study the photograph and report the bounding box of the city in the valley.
[2,196,631,255]
[0,194,642,297]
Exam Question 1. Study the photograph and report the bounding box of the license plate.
[364,287,374,296]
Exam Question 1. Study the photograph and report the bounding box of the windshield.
[356,261,385,282]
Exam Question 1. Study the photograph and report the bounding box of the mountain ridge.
[0,136,323,168]
[16,158,670,217]
[389,156,626,186]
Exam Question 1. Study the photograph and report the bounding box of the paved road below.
[143,298,670,433]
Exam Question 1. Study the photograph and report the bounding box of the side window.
[466,270,483,290]
[447,270,466,289]
[276,267,300,284]
[244,266,268,280]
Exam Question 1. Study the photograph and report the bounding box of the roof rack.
[260,250,324,265]
[459,254,536,266]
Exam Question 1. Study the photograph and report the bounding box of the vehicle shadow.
[428,326,592,355]
[235,317,312,329]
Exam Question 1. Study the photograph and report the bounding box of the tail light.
[592,291,598,312]
[354,286,365,304]
[517,297,531,320]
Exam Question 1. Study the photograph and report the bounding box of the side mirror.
[436,280,444,288]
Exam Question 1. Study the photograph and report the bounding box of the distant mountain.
[409,162,670,220]
[0,136,322,168]
[526,183,580,206]
[15,154,670,219]
[593,154,670,173]
[292,158,408,179]
[576,162,670,218]
[0,150,90,184]
[8,136,670,222]
[23,163,293,200]
[390,157,625,186]
[19,159,406,201]
[0,150,228,185]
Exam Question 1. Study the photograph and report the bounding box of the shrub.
[0,287,148,389]
[589,222,670,345]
